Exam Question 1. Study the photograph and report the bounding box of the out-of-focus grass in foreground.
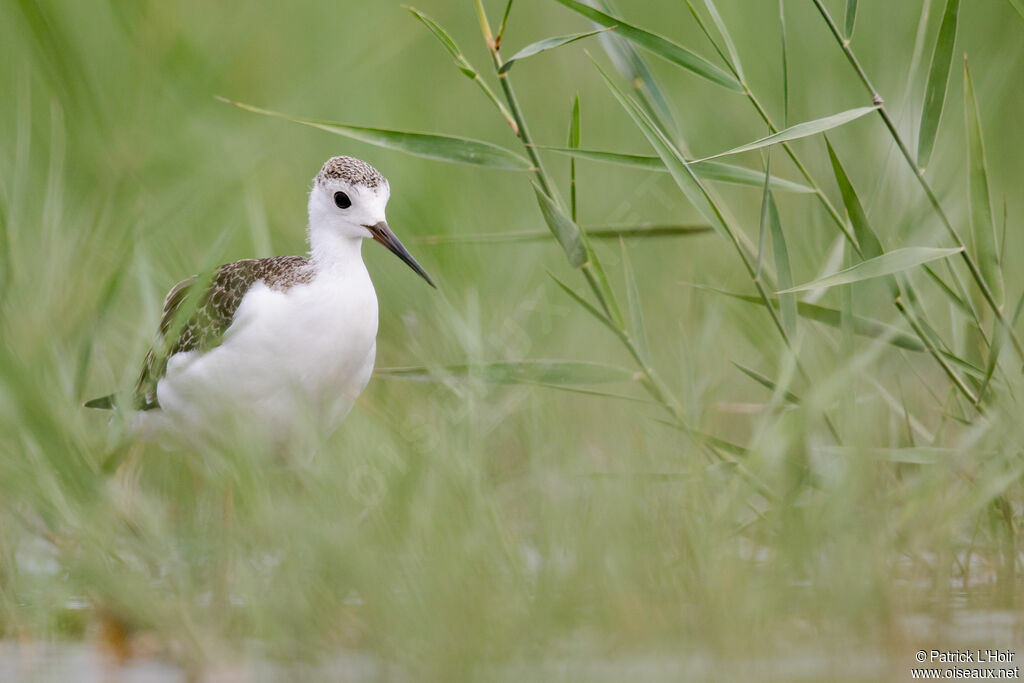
[2,0,1024,679]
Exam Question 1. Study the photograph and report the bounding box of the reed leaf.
[844,0,858,38]
[405,6,519,133]
[375,360,634,384]
[405,6,462,59]
[693,106,878,163]
[549,272,619,335]
[653,419,751,458]
[763,170,796,336]
[701,0,745,81]
[590,0,680,140]
[814,446,953,464]
[917,0,960,168]
[585,243,626,329]
[568,94,581,222]
[779,247,964,294]
[732,362,801,404]
[685,1,736,87]
[964,56,1004,305]
[594,65,735,252]
[417,224,712,244]
[924,264,976,322]
[537,146,814,192]
[824,137,884,259]
[594,59,765,296]
[779,0,789,125]
[756,158,770,278]
[499,27,612,73]
[532,183,587,267]
[1009,0,1024,21]
[621,241,649,363]
[550,0,743,92]
[496,0,514,42]
[687,284,926,351]
[519,382,654,404]
[217,98,532,170]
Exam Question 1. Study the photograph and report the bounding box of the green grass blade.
[815,446,955,464]
[496,0,514,41]
[516,382,654,405]
[417,224,712,244]
[963,56,1004,305]
[825,137,883,258]
[582,224,712,239]
[405,5,462,59]
[538,146,665,170]
[549,272,619,335]
[756,155,771,278]
[844,0,858,38]
[593,59,764,287]
[499,27,612,73]
[982,289,1024,399]
[218,98,532,170]
[688,284,926,351]
[702,0,744,81]
[653,419,751,458]
[532,182,587,267]
[696,160,812,193]
[406,6,519,133]
[550,0,743,92]
[583,244,626,329]
[978,318,1006,404]
[620,241,649,363]
[779,247,964,294]
[0,189,9,303]
[767,189,796,336]
[917,0,960,168]
[922,264,975,320]
[590,0,681,140]
[686,1,738,83]
[732,362,801,404]
[375,360,634,384]
[1009,0,1024,22]
[692,106,878,163]
[568,94,581,222]
[594,65,736,250]
[899,299,986,388]
[780,0,789,126]
[838,243,856,369]
[536,146,814,192]
[1000,199,1008,262]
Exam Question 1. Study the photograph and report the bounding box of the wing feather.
[128,256,313,410]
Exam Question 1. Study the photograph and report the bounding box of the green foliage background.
[2,0,1024,679]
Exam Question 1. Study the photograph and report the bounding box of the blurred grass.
[2,0,1024,679]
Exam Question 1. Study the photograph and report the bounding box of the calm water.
[4,603,1022,683]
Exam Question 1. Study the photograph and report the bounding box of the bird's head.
[309,155,435,287]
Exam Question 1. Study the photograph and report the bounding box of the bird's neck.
[309,224,365,276]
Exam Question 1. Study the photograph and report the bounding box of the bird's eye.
[333,191,351,209]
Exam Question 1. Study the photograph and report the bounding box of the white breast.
[154,264,378,446]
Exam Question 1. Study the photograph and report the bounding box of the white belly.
[153,268,378,446]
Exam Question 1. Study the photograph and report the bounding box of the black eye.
[333,191,351,209]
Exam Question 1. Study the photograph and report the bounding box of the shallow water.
[5,604,1022,683]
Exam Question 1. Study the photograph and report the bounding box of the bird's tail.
[84,393,159,411]
[84,394,116,410]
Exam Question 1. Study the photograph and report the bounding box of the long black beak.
[364,221,436,288]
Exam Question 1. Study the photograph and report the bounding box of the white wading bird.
[87,156,434,448]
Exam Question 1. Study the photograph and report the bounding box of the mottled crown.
[315,156,387,189]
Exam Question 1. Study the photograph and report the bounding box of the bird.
[86,155,435,450]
